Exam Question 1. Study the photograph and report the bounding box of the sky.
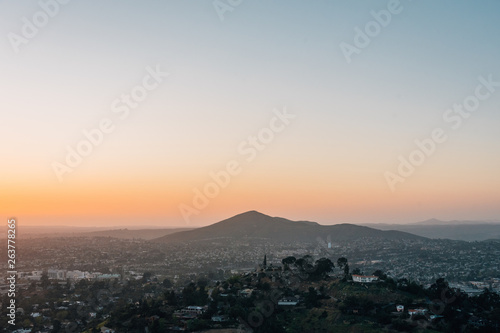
[1,0,499,227]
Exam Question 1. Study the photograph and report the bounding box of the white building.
[26,271,43,281]
[352,275,379,283]
[183,306,205,315]
[278,297,299,306]
[409,308,427,316]
[48,269,66,280]
[96,274,121,280]
[66,271,84,280]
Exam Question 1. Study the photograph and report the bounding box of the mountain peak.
[221,210,273,224]
[237,210,269,217]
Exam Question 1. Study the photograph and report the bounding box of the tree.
[310,258,334,280]
[427,277,449,300]
[51,319,61,333]
[337,257,350,280]
[162,278,172,288]
[165,291,177,305]
[295,255,314,274]
[182,283,197,306]
[343,264,350,280]
[320,310,328,319]
[372,269,387,280]
[260,282,271,291]
[187,319,209,331]
[197,279,208,289]
[282,256,296,265]
[337,257,348,269]
[142,271,153,283]
[304,287,321,308]
[22,319,32,328]
[41,272,50,289]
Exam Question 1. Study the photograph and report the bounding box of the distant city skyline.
[1,1,499,227]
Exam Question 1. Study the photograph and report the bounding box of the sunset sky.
[1,0,499,227]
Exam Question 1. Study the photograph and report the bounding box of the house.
[26,271,43,281]
[352,275,379,283]
[408,308,427,316]
[66,270,86,280]
[211,315,228,322]
[100,327,115,333]
[185,306,205,315]
[238,288,253,297]
[278,297,299,306]
[174,306,206,320]
[96,274,121,280]
[48,269,66,280]
[396,305,404,312]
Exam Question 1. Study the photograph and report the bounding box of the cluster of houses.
[14,270,121,282]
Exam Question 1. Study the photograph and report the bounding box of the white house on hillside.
[352,275,379,283]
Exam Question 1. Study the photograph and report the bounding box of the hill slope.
[152,211,424,243]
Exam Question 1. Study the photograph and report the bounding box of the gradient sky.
[1,0,499,227]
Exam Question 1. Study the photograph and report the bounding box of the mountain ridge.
[152,211,424,243]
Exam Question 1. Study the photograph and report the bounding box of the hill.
[152,211,424,243]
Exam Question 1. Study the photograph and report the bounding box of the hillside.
[152,211,424,243]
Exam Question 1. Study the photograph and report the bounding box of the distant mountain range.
[360,219,500,241]
[152,211,424,243]
[79,228,193,240]
[14,226,193,240]
[409,218,500,226]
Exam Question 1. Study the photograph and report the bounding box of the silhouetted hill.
[152,211,424,243]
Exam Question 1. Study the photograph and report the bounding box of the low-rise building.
[408,308,427,316]
[278,297,299,306]
[352,275,379,283]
